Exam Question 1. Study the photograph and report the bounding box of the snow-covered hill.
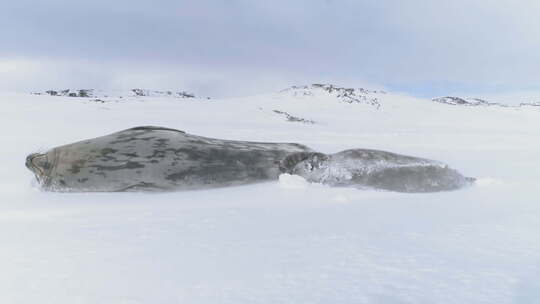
[432,96,493,106]
[280,84,383,109]
[2,85,540,303]
[433,96,540,108]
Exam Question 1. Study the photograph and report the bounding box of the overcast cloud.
[1,0,540,97]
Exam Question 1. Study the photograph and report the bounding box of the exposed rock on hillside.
[281,84,382,109]
[433,96,540,108]
[32,89,206,100]
[432,96,494,106]
[130,89,198,98]
[39,89,95,98]
[273,110,315,124]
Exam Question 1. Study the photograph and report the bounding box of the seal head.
[26,152,56,186]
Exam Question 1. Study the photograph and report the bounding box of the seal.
[279,150,475,192]
[25,126,314,192]
[26,126,474,193]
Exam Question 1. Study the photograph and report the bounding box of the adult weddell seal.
[26,126,474,193]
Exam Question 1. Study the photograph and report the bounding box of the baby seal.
[279,150,474,192]
[26,126,474,192]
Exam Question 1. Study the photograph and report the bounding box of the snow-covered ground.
[2,86,540,303]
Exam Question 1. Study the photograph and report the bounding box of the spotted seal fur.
[280,150,474,192]
[26,126,474,192]
[25,126,313,191]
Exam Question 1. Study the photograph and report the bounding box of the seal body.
[280,149,474,192]
[26,126,474,193]
[26,126,313,192]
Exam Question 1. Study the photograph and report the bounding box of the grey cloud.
[1,0,540,96]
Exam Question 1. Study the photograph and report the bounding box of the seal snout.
[25,153,51,179]
[26,153,40,172]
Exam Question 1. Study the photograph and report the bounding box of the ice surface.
[2,89,540,303]
[278,173,310,189]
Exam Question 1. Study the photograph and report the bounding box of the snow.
[2,88,540,303]
[278,173,311,189]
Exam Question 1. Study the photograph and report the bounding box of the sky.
[1,0,540,99]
